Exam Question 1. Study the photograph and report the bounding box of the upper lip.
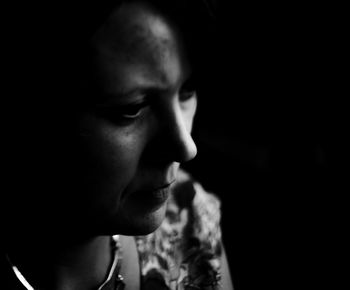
[141,179,176,193]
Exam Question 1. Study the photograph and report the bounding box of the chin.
[113,202,167,236]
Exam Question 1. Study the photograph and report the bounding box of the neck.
[7,235,112,290]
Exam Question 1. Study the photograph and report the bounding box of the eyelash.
[95,102,148,124]
[180,79,197,101]
[119,103,148,119]
[96,85,197,124]
[179,89,196,101]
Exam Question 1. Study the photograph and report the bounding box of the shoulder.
[135,169,222,289]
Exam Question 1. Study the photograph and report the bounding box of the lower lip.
[131,187,170,210]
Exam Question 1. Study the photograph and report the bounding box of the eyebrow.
[100,72,195,103]
[96,86,166,105]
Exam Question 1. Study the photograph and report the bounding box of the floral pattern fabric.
[135,171,222,290]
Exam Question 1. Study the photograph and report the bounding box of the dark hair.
[2,0,217,239]
[9,1,216,117]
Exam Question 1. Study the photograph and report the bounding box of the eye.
[179,78,197,101]
[119,103,148,119]
[180,89,196,101]
[95,102,149,124]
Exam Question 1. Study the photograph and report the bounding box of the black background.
[2,1,346,289]
[183,1,347,289]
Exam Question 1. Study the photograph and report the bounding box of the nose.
[159,101,197,163]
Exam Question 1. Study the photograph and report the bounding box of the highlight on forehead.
[92,1,185,64]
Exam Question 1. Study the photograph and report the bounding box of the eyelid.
[179,79,197,101]
[94,101,149,123]
[120,102,148,118]
[179,90,196,102]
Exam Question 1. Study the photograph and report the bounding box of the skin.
[5,2,234,289]
[77,1,198,236]
[6,2,199,290]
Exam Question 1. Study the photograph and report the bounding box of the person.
[2,0,233,289]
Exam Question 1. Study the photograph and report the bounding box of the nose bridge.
[164,100,197,163]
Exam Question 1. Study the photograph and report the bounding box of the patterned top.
[135,170,222,289]
[3,171,223,290]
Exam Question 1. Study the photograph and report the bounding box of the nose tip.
[174,129,197,163]
[151,100,198,164]
[167,111,197,163]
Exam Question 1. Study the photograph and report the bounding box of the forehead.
[90,2,190,93]
[96,2,189,64]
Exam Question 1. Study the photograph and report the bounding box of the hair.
[2,0,217,241]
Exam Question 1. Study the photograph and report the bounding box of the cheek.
[77,116,147,206]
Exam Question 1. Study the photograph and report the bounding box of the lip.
[138,179,176,193]
[153,180,176,191]
[129,180,176,209]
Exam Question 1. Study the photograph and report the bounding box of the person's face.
[76,2,197,235]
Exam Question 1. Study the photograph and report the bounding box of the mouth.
[153,180,176,191]
[129,180,176,210]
